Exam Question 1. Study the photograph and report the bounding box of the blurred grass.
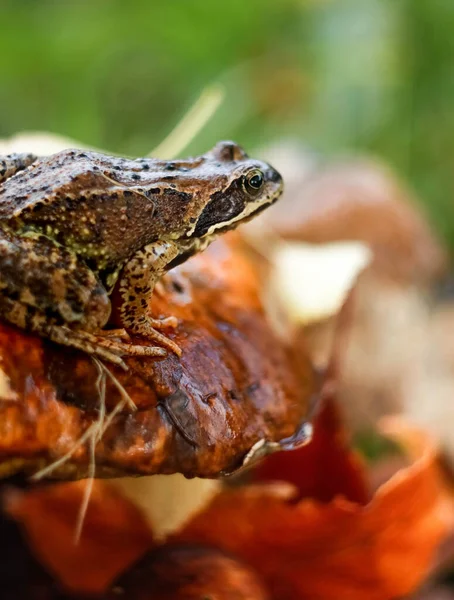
[1,0,454,248]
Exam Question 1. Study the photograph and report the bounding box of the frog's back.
[0,149,150,219]
[0,149,172,274]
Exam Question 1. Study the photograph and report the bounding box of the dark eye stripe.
[191,179,246,238]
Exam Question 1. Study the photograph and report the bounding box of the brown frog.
[0,141,283,368]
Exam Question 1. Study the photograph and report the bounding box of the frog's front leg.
[0,229,166,369]
[118,240,183,356]
[0,153,37,184]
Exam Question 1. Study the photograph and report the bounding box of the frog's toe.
[98,328,131,341]
[91,338,167,369]
[79,342,129,370]
[80,332,168,360]
[154,332,181,356]
[127,325,182,357]
[95,350,128,371]
[46,326,130,370]
[147,316,179,329]
[119,343,168,358]
[47,326,169,369]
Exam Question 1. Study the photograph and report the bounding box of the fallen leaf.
[0,485,58,600]
[6,481,154,594]
[175,420,454,600]
[253,396,370,504]
[6,418,450,599]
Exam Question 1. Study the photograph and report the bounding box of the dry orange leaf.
[253,396,370,504]
[6,481,153,594]
[5,418,451,599]
[174,419,453,600]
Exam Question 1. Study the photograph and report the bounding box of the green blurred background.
[1,0,453,247]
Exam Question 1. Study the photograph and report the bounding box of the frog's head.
[184,141,283,240]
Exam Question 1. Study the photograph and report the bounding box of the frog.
[0,141,283,369]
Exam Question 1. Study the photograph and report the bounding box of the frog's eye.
[244,170,264,193]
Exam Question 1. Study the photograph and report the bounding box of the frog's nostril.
[266,168,282,184]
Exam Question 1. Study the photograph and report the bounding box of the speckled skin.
[0,141,283,368]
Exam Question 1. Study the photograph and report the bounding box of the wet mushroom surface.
[0,234,316,480]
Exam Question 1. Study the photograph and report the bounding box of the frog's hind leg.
[0,289,167,370]
[41,324,167,370]
[0,153,37,184]
[0,231,167,368]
